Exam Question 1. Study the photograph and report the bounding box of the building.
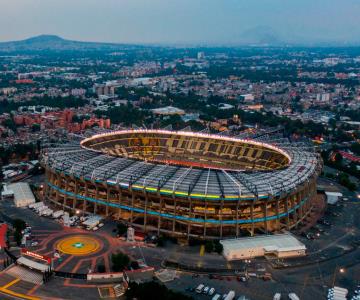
[316,93,331,103]
[2,182,36,207]
[197,52,205,60]
[239,94,255,102]
[151,106,185,116]
[325,191,343,205]
[220,233,306,260]
[42,129,321,240]
[0,224,8,250]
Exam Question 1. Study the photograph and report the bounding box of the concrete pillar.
[275,198,280,231]
[157,194,163,235]
[236,200,240,238]
[83,183,88,214]
[172,196,176,233]
[263,201,268,233]
[144,192,148,231]
[250,202,255,236]
[187,196,193,240]
[72,179,77,210]
[106,187,110,217]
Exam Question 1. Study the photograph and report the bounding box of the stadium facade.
[42,129,322,239]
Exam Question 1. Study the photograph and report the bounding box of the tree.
[350,143,360,156]
[31,124,41,132]
[111,252,130,272]
[12,219,26,246]
[156,236,166,247]
[204,241,214,253]
[97,264,106,273]
[125,281,193,300]
[13,219,26,232]
[214,241,223,254]
[2,118,17,132]
[117,223,127,236]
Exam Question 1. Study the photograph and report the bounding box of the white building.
[2,182,36,207]
[220,233,306,261]
[325,191,343,205]
[197,51,205,60]
[151,106,185,116]
[239,94,255,102]
[316,93,331,102]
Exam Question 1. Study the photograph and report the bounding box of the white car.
[209,288,216,296]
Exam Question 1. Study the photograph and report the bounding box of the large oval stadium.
[42,129,322,239]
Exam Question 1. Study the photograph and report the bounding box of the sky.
[1,0,360,45]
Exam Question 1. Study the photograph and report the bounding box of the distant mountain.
[237,26,283,46]
[0,35,137,52]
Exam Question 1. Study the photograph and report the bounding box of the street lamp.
[332,266,346,287]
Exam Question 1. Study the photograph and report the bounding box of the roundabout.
[56,235,102,256]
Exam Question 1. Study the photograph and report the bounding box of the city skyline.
[1,0,360,46]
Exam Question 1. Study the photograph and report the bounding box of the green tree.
[204,241,214,253]
[111,252,130,272]
[97,264,106,273]
[12,219,26,246]
[117,223,127,235]
[214,241,223,254]
[126,281,193,300]
[31,124,41,132]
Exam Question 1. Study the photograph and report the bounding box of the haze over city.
[1,0,360,45]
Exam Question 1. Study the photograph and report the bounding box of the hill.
[0,35,137,52]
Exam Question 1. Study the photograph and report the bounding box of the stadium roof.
[42,129,321,201]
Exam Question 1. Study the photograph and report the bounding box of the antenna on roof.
[181,126,192,132]
[162,124,173,131]
[199,128,210,134]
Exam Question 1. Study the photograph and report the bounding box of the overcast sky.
[1,0,360,45]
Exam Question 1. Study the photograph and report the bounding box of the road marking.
[2,278,20,289]
[199,245,205,256]
[0,277,40,300]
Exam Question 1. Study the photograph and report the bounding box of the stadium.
[42,128,322,239]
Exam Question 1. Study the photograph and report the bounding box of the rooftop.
[220,233,306,251]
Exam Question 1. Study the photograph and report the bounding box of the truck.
[195,284,204,294]
[39,208,50,216]
[36,205,48,214]
[273,293,281,300]
[52,210,64,219]
[333,286,348,295]
[30,202,44,210]
[328,287,348,299]
[288,293,300,300]
[69,216,79,226]
[332,291,348,297]
[29,202,43,209]
[203,286,210,294]
[224,291,236,300]
[41,209,54,217]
